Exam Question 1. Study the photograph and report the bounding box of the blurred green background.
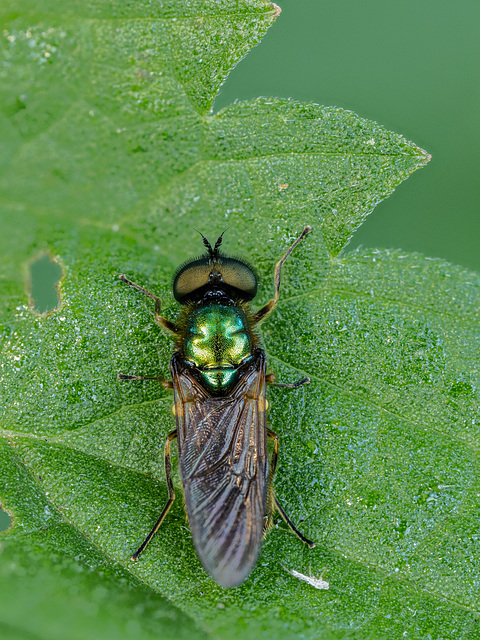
[215,0,480,271]
[1,0,478,530]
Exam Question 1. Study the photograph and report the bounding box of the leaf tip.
[271,3,282,18]
[417,146,432,166]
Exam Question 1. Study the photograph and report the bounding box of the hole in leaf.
[29,254,62,313]
[0,507,12,532]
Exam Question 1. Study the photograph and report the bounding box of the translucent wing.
[171,349,268,588]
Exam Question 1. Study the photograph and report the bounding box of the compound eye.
[173,259,211,302]
[218,258,257,300]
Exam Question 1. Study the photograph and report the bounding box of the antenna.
[194,229,228,260]
[194,229,215,260]
[213,231,227,257]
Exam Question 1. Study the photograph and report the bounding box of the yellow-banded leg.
[267,428,315,549]
[253,226,311,325]
[266,373,310,389]
[118,373,173,389]
[119,275,177,334]
[131,429,178,561]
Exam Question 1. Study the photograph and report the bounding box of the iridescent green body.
[120,226,313,588]
[183,304,253,393]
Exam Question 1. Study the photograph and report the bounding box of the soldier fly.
[119,226,314,588]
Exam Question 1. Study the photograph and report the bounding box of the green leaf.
[2,1,478,639]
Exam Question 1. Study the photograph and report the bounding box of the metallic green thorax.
[183,304,252,394]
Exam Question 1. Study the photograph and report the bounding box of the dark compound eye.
[173,232,258,304]
[173,256,257,303]
[216,257,257,298]
[173,258,213,302]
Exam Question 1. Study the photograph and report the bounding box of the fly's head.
[172,231,257,306]
[173,232,259,395]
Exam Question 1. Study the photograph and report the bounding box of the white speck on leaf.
[281,564,329,590]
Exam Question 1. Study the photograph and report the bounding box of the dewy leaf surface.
[1,1,478,639]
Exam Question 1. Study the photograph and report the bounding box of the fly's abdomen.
[174,349,268,588]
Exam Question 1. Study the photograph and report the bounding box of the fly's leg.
[266,373,310,389]
[253,226,311,325]
[131,429,178,561]
[118,373,173,389]
[274,496,315,549]
[267,428,315,549]
[119,274,177,334]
